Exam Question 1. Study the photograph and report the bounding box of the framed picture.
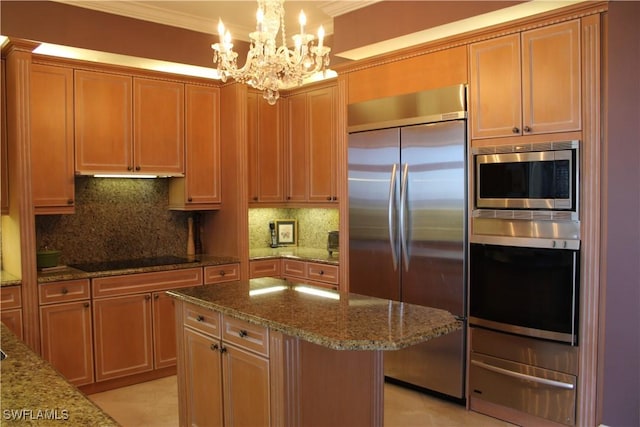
[275,219,297,246]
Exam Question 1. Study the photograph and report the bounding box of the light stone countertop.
[0,323,119,426]
[167,277,461,351]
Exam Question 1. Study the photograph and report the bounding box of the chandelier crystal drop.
[211,0,332,105]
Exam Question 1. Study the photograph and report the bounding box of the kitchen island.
[168,277,461,427]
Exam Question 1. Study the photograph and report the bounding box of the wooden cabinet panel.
[470,20,581,140]
[222,315,269,357]
[307,87,337,202]
[286,93,308,202]
[183,303,221,338]
[1,309,23,340]
[248,91,285,203]
[74,70,133,174]
[30,63,75,214]
[133,77,184,175]
[521,20,581,134]
[0,285,22,309]
[222,344,271,427]
[40,300,94,386]
[1,59,7,215]
[204,263,240,284]
[152,291,179,368]
[39,279,90,305]
[92,268,202,298]
[307,262,339,285]
[93,293,154,381]
[249,259,281,278]
[469,34,522,139]
[1,286,23,340]
[184,327,224,427]
[281,259,306,279]
[170,84,221,210]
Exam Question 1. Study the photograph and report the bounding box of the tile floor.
[88,375,514,426]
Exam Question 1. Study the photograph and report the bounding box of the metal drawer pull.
[210,343,219,351]
[61,288,68,295]
[471,360,574,390]
[238,330,248,338]
[196,315,205,322]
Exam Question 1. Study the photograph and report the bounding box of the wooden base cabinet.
[39,279,94,386]
[0,286,23,340]
[175,300,384,427]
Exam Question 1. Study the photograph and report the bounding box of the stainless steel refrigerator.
[347,85,467,399]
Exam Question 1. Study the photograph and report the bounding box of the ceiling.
[51,1,379,42]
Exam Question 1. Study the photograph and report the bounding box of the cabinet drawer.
[250,259,281,278]
[93,268,202,298]
[0,286,22,309]
[307,263,339,284]
[184,303,221,338]
[222,316,269,357]
[204,263,239,284]
[39,279,90,304]
[281,259,305,278]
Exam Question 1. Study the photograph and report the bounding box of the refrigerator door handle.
[388,163,399,271]
[400,162,410,271]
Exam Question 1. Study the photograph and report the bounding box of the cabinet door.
[93,294,153,381]
[30,64,75,213]
[133,77,184,175]
[178,84,221,207]
[522,20,581,134]
[153,291,179,368]
[469,34,522,139]
[75,70,132,174]
[307,87,337,202]
[0,309,23,340]
[184,328,224,427]
[40,300,94,386]
[248,91,285,203]
[286,93,308,202]
[222,344,271,427]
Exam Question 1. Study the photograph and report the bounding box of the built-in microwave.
[473,140,579,221]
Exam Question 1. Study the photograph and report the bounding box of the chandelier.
[212,0,332,105]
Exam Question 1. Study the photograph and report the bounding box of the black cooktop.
[69,256,195,273]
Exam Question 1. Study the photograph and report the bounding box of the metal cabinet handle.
[61,288,68,295]
[238,330,248,338]
[127,166,133,171]
[220,346,227,354]
[196,315,205,322]
[512,127,520,134]
[219,270,226,277]
[135,165,141,171]
[210,343,219,351]
[67,199,74,205]
[470,360,574,390]
[523,126,532,133]
[388,163,398,271]
[154,294,160,300]
[319,270,324,275]
[145,295,151,301]
[83,302,90,308]
[188,197,193,202]
[399,163,410,271]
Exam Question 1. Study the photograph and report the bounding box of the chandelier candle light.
[212,0,332,104]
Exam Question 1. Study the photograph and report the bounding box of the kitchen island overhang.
[168,277,462,427]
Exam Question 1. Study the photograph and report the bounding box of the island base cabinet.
[175,300,384,427]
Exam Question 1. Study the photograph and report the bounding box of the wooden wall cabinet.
[469,20,581,140]
[92,268,202,382]
[247,90,285,204]
[286,84,338,204]
[169,84,221,210]
[180,303,271,427]
[30,63,75,214]
[75,70,185,175]
[0,286,23,340]
[39,279,94,386]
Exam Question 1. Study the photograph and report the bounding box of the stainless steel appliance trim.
[471,140,579,154]
[472,209,579,222]
[399,163,410,271]
[470,359,575,390]
[469,316,576,344]
[388,163,399,271]
[470,234,580,250]
[347,84,467,133]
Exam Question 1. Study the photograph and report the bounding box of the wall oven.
[469,237,579,345]
[473,140,579,221]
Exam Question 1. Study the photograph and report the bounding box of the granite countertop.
[0,323,119,426]
[1,270,21,288]
[249,246,338,265]
[36,255,240,284]
[167,277,461,351]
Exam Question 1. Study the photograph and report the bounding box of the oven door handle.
[471,360,575,390]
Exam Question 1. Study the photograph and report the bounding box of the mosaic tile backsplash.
[35,177,190,265]
[249,208,339,249]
